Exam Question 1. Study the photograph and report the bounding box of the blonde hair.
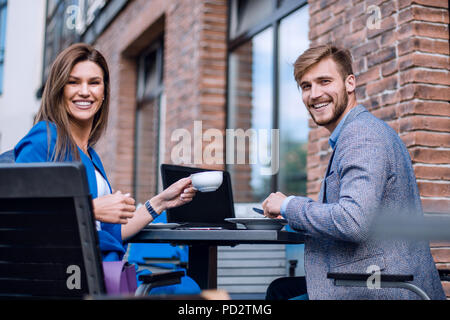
[36,43,110,161]
[294,44,353,84]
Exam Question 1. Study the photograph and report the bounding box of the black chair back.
[0,162,105,299]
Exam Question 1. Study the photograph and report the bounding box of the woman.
[14,43,196,263]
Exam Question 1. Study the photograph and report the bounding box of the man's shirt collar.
[328,108,353,149]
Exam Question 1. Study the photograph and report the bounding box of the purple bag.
[102,261,137,295]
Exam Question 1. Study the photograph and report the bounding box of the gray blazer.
[285,105,445,300]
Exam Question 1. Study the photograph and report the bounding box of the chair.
[127,223,201,294]
[326,213,450,300]
[127,211,188,273]
[0,162,183,299]
[326,273,431,300]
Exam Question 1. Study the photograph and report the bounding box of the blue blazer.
[285,106,445,300]
[15,121,126,261]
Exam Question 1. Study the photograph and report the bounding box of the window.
[41,0,118,92]
[227,0,309,203]
[0,0,7,95]
[42,0,80,84]
[134,38,164,204]
[277,7,310,196]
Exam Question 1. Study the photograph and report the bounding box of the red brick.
[379,29,397,47]
[418,181,450,197]
[310,9,332,26]
[356,66,380,86]
[380,91,400,106]
[367,47,396,68]
[399,116,450,133]
[443,281,450,298]
[309,127,330,142]
[431,248,450,263]
[309,166,327,182]
[366,74,398,96]
[415,21,449,39]
[367,16,397,39]
[398,37,449,56]
[398,101,450,117]
[400,69,450,86]
[372,105,398,121]
[398,83,450,101]
[380,60,399,78]
[410,147,450,164]
[399,52,449,70]
[414,164,450,180]
[399,0,449,10]
[402,131,450,148]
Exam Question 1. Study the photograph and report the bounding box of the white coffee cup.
[190,171,223,192]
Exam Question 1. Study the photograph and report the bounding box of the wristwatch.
[145,200,159,220]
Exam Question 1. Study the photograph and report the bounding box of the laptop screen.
[160,164,236,228]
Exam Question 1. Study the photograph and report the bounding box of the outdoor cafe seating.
[0,162,185,299]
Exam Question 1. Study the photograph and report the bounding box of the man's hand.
[262,192,287,219]
[93,191,136,224]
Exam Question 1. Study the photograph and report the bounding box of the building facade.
[33,0,450,297]
[0,0,46,153]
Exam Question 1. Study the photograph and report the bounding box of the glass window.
[230,0,275,38]
[134,39,164,204]
[0,0,7,95]
[41,0,115,89]
[42,0,80,82]
[227,2,309,203]
[228,28,274,203]
[278,6,309,196]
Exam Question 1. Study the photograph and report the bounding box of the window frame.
[133,37,164,200]
[226,0,308,196]
[0,0,8,95]
[39,0,128,97]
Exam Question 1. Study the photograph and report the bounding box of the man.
[262,45,445,300]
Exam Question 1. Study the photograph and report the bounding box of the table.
[130,229,305,289]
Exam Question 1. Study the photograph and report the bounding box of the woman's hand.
[121,178,196,241]
[93,191,136,224]
[150,177,197,214]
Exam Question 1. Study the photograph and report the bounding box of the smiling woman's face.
[63,60,104,126]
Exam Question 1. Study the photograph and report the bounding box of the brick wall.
[164,0,228,171]
[307,0,449,297]
[93,0,228,198]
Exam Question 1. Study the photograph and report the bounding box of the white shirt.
[95,168,111,230]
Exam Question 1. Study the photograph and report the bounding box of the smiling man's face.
[299,57,355,132]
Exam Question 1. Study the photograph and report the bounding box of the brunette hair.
[293,44,353,84]
[36,43,110,161]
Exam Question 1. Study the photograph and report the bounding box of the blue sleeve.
[281,195,295,219]
[15,121,56,163]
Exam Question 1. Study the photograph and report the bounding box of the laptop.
[160,164,237,229]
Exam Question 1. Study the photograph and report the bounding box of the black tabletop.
[130,228,305,246]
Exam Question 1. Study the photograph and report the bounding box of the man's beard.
[309,91,348,127]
